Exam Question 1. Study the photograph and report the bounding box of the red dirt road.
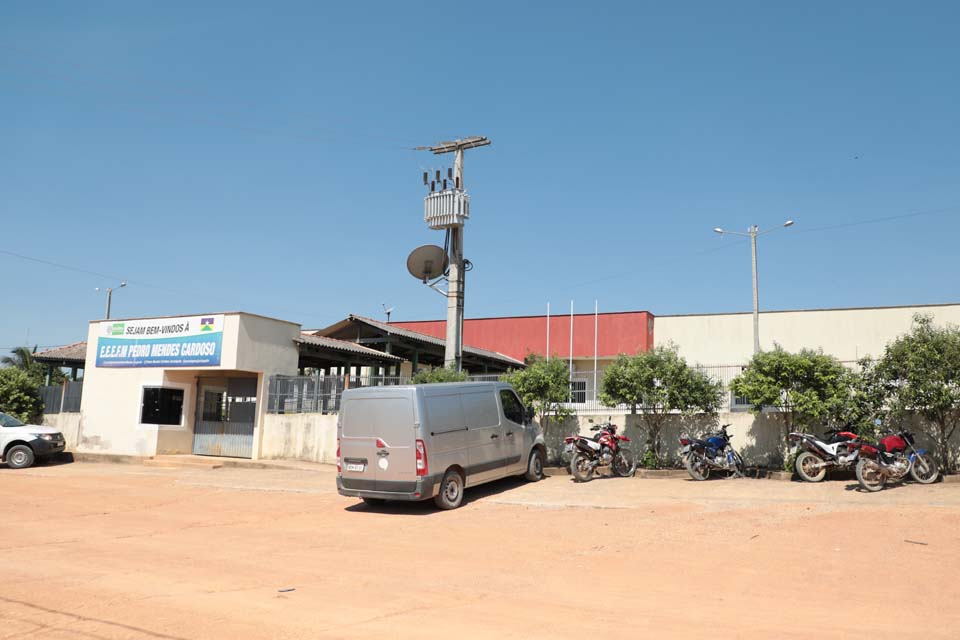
[2,462,958,639]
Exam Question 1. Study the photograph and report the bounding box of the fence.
[267,365,755,416]
[40,380,83,415]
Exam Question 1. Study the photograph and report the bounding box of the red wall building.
[393,311,654,362]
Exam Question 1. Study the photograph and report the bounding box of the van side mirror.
[523,406,535,425]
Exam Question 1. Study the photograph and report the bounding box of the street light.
[95,282,127,319]
[713,220,795,354]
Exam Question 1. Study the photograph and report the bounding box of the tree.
[1,345,65,386]
[0,367,44,423]
[600,346,723,466]
[874,314,960,472]
[729,346,852,464]
[410,366,469,384]
[1,346,36,370]
[832,357,887,440]
[502,356,573,438]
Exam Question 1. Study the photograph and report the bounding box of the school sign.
[95,315,224,368]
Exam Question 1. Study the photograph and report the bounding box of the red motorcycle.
[851,426,939,492]
[565,420,636,482]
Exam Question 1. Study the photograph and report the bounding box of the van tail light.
[680,438,691,445]
[415,439,428,476]
[376,438,386,448]
[564,436,575,444]
[336,438,341,473]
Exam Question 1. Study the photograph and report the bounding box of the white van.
[336,382,546,509]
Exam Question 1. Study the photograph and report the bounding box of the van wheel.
[525,449,545,482]
[434,469,464,510]
[6,445,35,469]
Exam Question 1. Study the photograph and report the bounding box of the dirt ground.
[2,461,958,639]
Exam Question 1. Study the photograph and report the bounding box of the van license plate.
[345,463,365,472]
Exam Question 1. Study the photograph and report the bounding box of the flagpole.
[593,300,598,402]
[569,300,574,402]
[546,302,550,361]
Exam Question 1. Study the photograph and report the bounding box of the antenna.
[406,245,449,284]
[382,303,394,323]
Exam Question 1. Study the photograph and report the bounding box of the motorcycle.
[852,427,939,492]
[679,424,745,480]
[789,427,861,482]
[565,420,636,482]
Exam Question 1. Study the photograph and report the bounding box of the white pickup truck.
[0,411,65,469]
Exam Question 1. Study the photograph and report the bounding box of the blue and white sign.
[95,315,224,368]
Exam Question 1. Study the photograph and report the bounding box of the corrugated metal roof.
[33,342,88,365]
[336,315,525,367]
[296,334,403,362]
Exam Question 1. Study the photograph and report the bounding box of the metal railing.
[267,373,515,414]
[40,380,83,415]
[266,365,761,416]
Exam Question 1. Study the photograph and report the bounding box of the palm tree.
[1,346,36,370]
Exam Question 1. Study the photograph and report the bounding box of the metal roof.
[316,315,524,368]
[33,342,88,366]
[295,334,402,362]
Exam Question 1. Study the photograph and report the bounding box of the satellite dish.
[407,245,448,282]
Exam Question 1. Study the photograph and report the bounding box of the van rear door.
[340,392,417,493]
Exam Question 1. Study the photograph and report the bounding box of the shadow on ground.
[343,474,535,515]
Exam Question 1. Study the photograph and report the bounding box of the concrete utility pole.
[713,221,794,354]
[96,282,126,320]
[418,136,491,370]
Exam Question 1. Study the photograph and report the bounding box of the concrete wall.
[42,412,82,451]
[655,303,960,365]
[543,410,791,467]
[260,413,339,464]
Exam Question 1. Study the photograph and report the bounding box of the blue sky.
[2,1,959,349]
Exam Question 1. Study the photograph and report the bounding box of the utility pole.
[713,220,794,354]
[96,282,126,320]
[417,136,491,370]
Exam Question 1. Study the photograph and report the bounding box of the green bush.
[0,367,44,423]
[410,367,469,384]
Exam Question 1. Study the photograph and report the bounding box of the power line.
[0,248,333,322]
[0,49,421,151]
[792,205,960,235]
[496,203,960,303]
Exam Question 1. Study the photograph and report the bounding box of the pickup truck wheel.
[525,449,545,482]
[434,469,464,510]
[6,445,35,469]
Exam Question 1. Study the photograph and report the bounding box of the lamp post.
[95,282,127,319]
[713,220,794,354]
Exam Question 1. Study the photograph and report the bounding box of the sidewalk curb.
[71,452,333,472]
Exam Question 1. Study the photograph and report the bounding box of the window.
[0,412,25,428]
[499,390,524,424]
[570,379,587,404]
[141,387,184,425]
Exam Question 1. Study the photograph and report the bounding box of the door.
[498,388,527,473]
[462,387,504,484]
[340,392,416,492]
[192,377,257,458]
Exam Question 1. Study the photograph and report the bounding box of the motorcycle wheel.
[795,451,827,483]
[684,453,710,481]
[612,448,637,478]
[856,458,885,492]
[569,451,594,483]
[910,453,940,484]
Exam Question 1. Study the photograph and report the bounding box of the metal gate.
[193,377,257,458]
